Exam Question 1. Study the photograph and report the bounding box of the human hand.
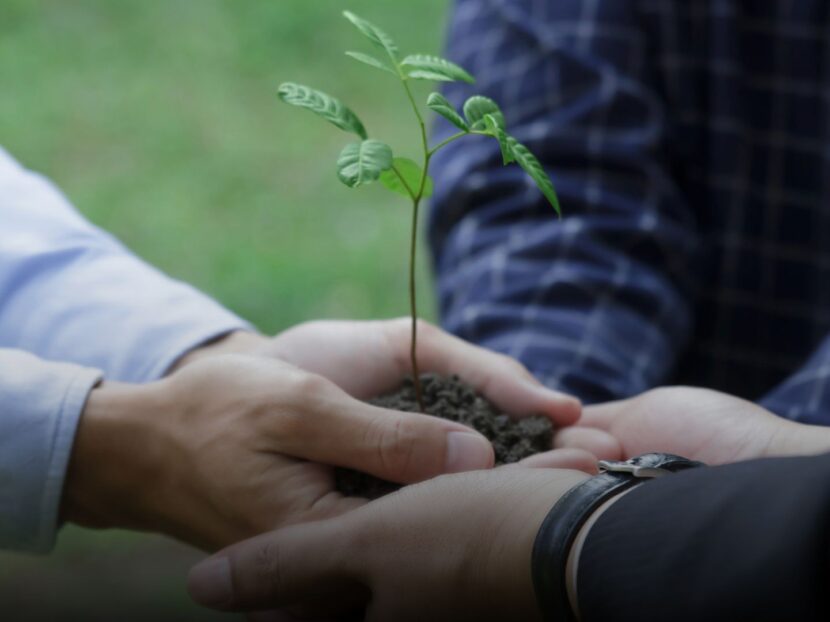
[555,386,830,465]
[62,354,505,551]
[187,466,589,621]
[175,318,581,425]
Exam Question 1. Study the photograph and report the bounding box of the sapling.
[278,10,560,413]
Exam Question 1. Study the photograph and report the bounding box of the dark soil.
[335,373,553,499]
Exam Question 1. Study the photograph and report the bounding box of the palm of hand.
[578,387,785,465]
[264,318,582,424]
[198,468,588,621]
[243,455,360,528]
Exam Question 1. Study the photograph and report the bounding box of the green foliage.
[342,10,399,63]
[380,157,433,199]
[462,95,505,131]
[277,82,367,139]
[277,10,561,217]
[506,137,562,215]
[345,51,394,74]
[276,9,563,408]
[426,93,469,131]
[483,113,514,165]
[276,8,563,314]
[337,140,393,187]
[401,54,475,83]
[277,9,563,258]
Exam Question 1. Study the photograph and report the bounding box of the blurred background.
[0,0,448,618]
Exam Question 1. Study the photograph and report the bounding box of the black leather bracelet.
[531,453,705,621]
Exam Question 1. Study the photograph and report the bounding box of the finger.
[576,399,636,430]
[384,319,581,426]
[512,448,599,473]
[553,427,623,460]
[188,521,364,612]
[277,383,495,483]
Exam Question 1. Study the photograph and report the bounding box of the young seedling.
[278,10,561,413]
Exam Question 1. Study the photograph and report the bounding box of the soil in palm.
[335,373,553,499]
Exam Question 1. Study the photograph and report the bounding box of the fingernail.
[445,431,493,472]
[188,556,233,608]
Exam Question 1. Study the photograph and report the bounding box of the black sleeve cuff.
[575,453,830,622]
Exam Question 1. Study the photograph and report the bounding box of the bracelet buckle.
[599,453,706,479]
[598,460,674,479]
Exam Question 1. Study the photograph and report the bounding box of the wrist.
[564,488,634,620]
[773,419,830,457]
[532,454,706,621]
[519,472,590,621]
[62,380,169,531]
[167,330,269,373]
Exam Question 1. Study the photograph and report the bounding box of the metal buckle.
[598,459,673,479]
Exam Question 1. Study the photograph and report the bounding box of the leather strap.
[531,453,704,621]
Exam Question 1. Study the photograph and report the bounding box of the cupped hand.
[63,354,502,551]
[554,386,830,466]
[187,466,589,621]
[179,319,581,426]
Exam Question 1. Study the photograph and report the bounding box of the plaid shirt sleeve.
[760,335,830,424]
[428,0,701,402]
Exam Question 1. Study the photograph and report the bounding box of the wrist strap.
[531,453,704,621]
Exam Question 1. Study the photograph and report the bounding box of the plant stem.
[391,164,417,199]
[398,81,487,411]
[401,78,430,413]
[428,129,488,156]
[408,195,424,412]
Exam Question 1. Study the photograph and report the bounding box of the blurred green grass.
[0,0,447,618]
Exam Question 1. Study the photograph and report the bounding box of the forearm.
[61,371,227,549]
[432,250,690,402]
[761,332,830,425]
[573,454,830,620]
[428,1,698,402]
[61,380,169,533]
[0,147,251,382]
[564,489,633,619]
[773,418,830,457]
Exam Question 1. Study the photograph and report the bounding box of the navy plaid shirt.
[429,0,830,424]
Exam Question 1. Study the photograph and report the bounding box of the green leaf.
[278,82,367,139]
[484,114,515,165]
[400,54,475,84]
[336,140,394,188]
[426,93,469,131]
[345,51,394,74]
[463,95,505,131]
[507,137,561,215]
[342,11,399,62]
[380,157,433,199]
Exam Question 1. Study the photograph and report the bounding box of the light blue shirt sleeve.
[0,146,254,553]
[0,349,102,553]
[0,146,253,382]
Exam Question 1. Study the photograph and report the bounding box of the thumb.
[188,521,363,612]
[276,389,495,483]
[334,402,496,483]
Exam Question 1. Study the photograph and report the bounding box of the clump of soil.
[335,373,553,499]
